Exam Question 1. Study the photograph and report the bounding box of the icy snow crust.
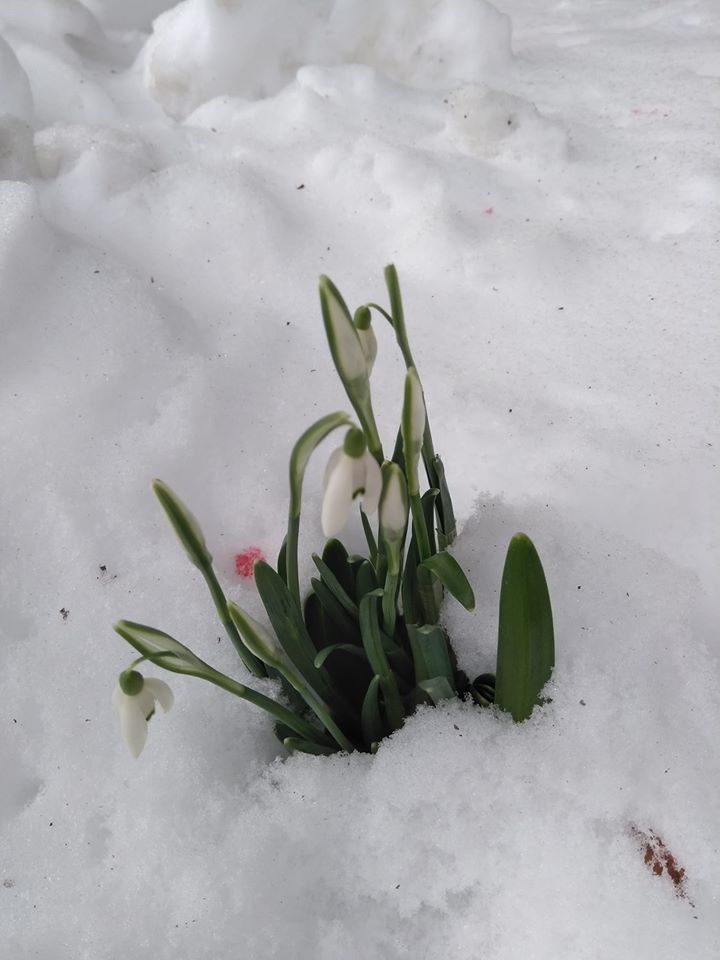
[1,0,719,957]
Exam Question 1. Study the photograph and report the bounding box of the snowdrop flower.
[322,427,382,538]
[112,669,173,758]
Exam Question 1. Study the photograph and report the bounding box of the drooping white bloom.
[321,435,382,538]
[356,324,378,375]
[112,672,174,758]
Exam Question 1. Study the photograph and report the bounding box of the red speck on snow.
[234,547,265,578]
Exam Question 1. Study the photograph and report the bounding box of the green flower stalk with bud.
[111,266,555,759]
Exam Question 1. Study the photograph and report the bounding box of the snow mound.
[144,0,513,119]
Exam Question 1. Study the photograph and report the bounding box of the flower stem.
[202,564,267,678]
[285,513,301,609]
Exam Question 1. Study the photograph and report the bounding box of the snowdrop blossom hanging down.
[112,669,174,758]
[321,426,382,538]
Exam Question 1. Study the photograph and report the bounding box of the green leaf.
[406,623,455,688]
[495,533,555,723]
[312,554,358,617]
[152,479,212,570]
[420,488,439,556]
[360,675,384,748]
[431,455,456,547]
[310,577,359,639]
[314,644,368,669]
[358,592,404,732]
[321,539,356,600]
[417,676,455,705]
[254,560,334,698]
[276,537,287,583]
[355,559,378,601]
[419,551,475,611]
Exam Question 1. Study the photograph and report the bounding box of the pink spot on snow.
[234,547,265,578]
[484,207,494,215]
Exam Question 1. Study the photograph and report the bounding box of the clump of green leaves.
[113,266,554,757]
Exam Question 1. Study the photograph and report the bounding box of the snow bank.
[144,0,513,118]
[1,0,719,957]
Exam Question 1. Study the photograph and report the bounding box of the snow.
[1,0,718,957]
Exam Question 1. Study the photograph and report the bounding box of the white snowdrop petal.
[323,445,344,488]
[120,700,148,758]
[144,677,174,713]
[136,685,157,719]
[111,684,124,711]
[360,453,382,514]
[321,453,355,537]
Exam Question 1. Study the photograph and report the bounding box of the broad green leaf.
[254,560,336,702]
[152,479,212,570]
[321,539,356,600]
[288,412,351,519]
[417,676,455,705]
[276,537,287,582]
[495,533,555,723]
[406,623,455,688]
[419,550,475,611]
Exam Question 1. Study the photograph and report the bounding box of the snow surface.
[1,0,719,957]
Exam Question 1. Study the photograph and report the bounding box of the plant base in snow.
[112,267,555,757]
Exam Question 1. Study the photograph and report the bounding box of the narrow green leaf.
[361,675,384,748]
[358,592,404,732]
[314,644,368,669]
[417,676,455,705]
[495,533,555,723]
[431,455,457,547]
[360,509,378,565]
[420,488,439,556]
[419,551,475,611]
[312,554,358,616]
[355,559,378,601]
[310,577,359,638]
